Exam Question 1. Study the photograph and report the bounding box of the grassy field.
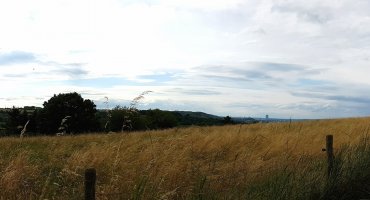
[0,118,369,199]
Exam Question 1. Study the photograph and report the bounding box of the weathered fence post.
[322,135,334,177]
[85,168,96,200]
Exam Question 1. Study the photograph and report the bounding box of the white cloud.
[1,0,370,118]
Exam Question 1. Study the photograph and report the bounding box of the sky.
[1,0,370,119]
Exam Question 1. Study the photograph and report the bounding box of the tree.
[38,92,99,134]
[5,107,28,135]
[109,106,133,132]
[142,109,178,129]
[223,115,233,125]
[106,91,153,132]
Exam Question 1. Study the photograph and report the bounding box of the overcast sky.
[1,0,370,118]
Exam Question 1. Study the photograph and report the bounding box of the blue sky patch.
[294,79,332,87]
[0,51,36,65]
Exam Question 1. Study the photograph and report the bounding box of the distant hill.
[172,111,221,119]
[170,111,259,126]
[231,117,259,124]
[170,111,224,126]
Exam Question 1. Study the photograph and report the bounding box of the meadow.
[0,118,369,199]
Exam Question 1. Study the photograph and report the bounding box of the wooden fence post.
[85,168,96,200]
[322,135,334,177]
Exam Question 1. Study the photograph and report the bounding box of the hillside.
[171,110,224,126]
[172,111,221,119]
[0,118,369,199]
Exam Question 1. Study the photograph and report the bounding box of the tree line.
[0,92,241,136]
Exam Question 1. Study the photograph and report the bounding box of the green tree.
[142,109,178,129]
[109,106,132,132]
[107,91,153,132]
[38,92,99,134]
[223,115,233,125]
[5,107,28,135]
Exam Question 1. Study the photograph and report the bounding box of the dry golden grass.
[0,117,369,199]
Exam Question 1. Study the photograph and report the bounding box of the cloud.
[166,88,221,96]
[0,51,36,65]
[50,67,89,79]
[40,61,88,68]
[0,62,89,80]
[328,95,370,104]
[3,73,28,78]
[188,62,323,89]
[271,2,332,24]
[196,62,320,75]
[64,77,142,88]
[159,0,245,11]
[291,92,370,105]
[2,0,370,119]
[255,62,320,73]
[136,72,177,84]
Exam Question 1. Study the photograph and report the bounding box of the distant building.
[264,115,269,123]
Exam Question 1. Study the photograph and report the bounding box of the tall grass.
[0,118,369,199]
